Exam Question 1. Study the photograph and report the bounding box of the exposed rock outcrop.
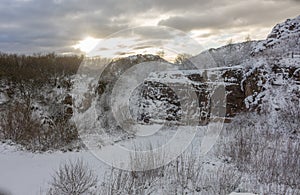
[95,16,300,126]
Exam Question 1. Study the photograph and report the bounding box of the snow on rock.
[137,66,245,125]
[253,15,300,54]
[191,16,300,62]
[267,15,300,44]
[0,92,8,104]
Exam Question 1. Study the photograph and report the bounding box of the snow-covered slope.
[253,15,300,54]
[190,15,300,68]
[189,41,257,68]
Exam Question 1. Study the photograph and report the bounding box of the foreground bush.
[220,112,300,194]
[100,149,241,195]
[48,159,98,195]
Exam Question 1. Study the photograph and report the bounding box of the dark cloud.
[0,0,299,54]
[114,51,136,56]
[133,46,153,50]
[158,0,300,31]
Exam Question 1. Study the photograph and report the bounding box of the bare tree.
[245,34,251,42]
[174,53,192,65]
[156,50,165,58]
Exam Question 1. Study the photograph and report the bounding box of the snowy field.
[0,123,240,195]
[0,143,108,195]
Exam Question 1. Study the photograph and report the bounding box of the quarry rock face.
[136,67,246,125]
[135,65,299,125]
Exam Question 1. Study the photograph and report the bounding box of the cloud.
[0,0,299,54]
[0,0,133,53]
[158,0,300,31]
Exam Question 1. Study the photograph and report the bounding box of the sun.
[73,36,101,53]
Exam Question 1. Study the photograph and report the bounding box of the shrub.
[100,144,166,195]
[48,159,98,195]
[0,97,78,151]
[0,98,40,147]
[100,146,241,195]
[220,112,300,193]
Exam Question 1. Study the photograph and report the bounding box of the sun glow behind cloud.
[73,36,102,53]
[85,26,204,62]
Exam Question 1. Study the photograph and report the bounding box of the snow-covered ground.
[0,143,108,195]
[0,122,225,195]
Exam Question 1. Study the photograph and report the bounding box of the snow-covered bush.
[99,144,166,195]
[164,152,241,195]
[259,80,300,136]
[100,147,241,195]
[0,98,40,148]
[220,111,300,193]
[0,97,78,151]
[48,159,98,195]
[171,151,203,194]
[99,167,163,195]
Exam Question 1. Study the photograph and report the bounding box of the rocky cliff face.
[253,15,300,55]
[96,16,300,126]
[134,65,299,124]
[137,67,244,125]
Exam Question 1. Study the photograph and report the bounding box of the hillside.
[132,15,300,126]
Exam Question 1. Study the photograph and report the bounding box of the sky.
[0,0,299,56]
